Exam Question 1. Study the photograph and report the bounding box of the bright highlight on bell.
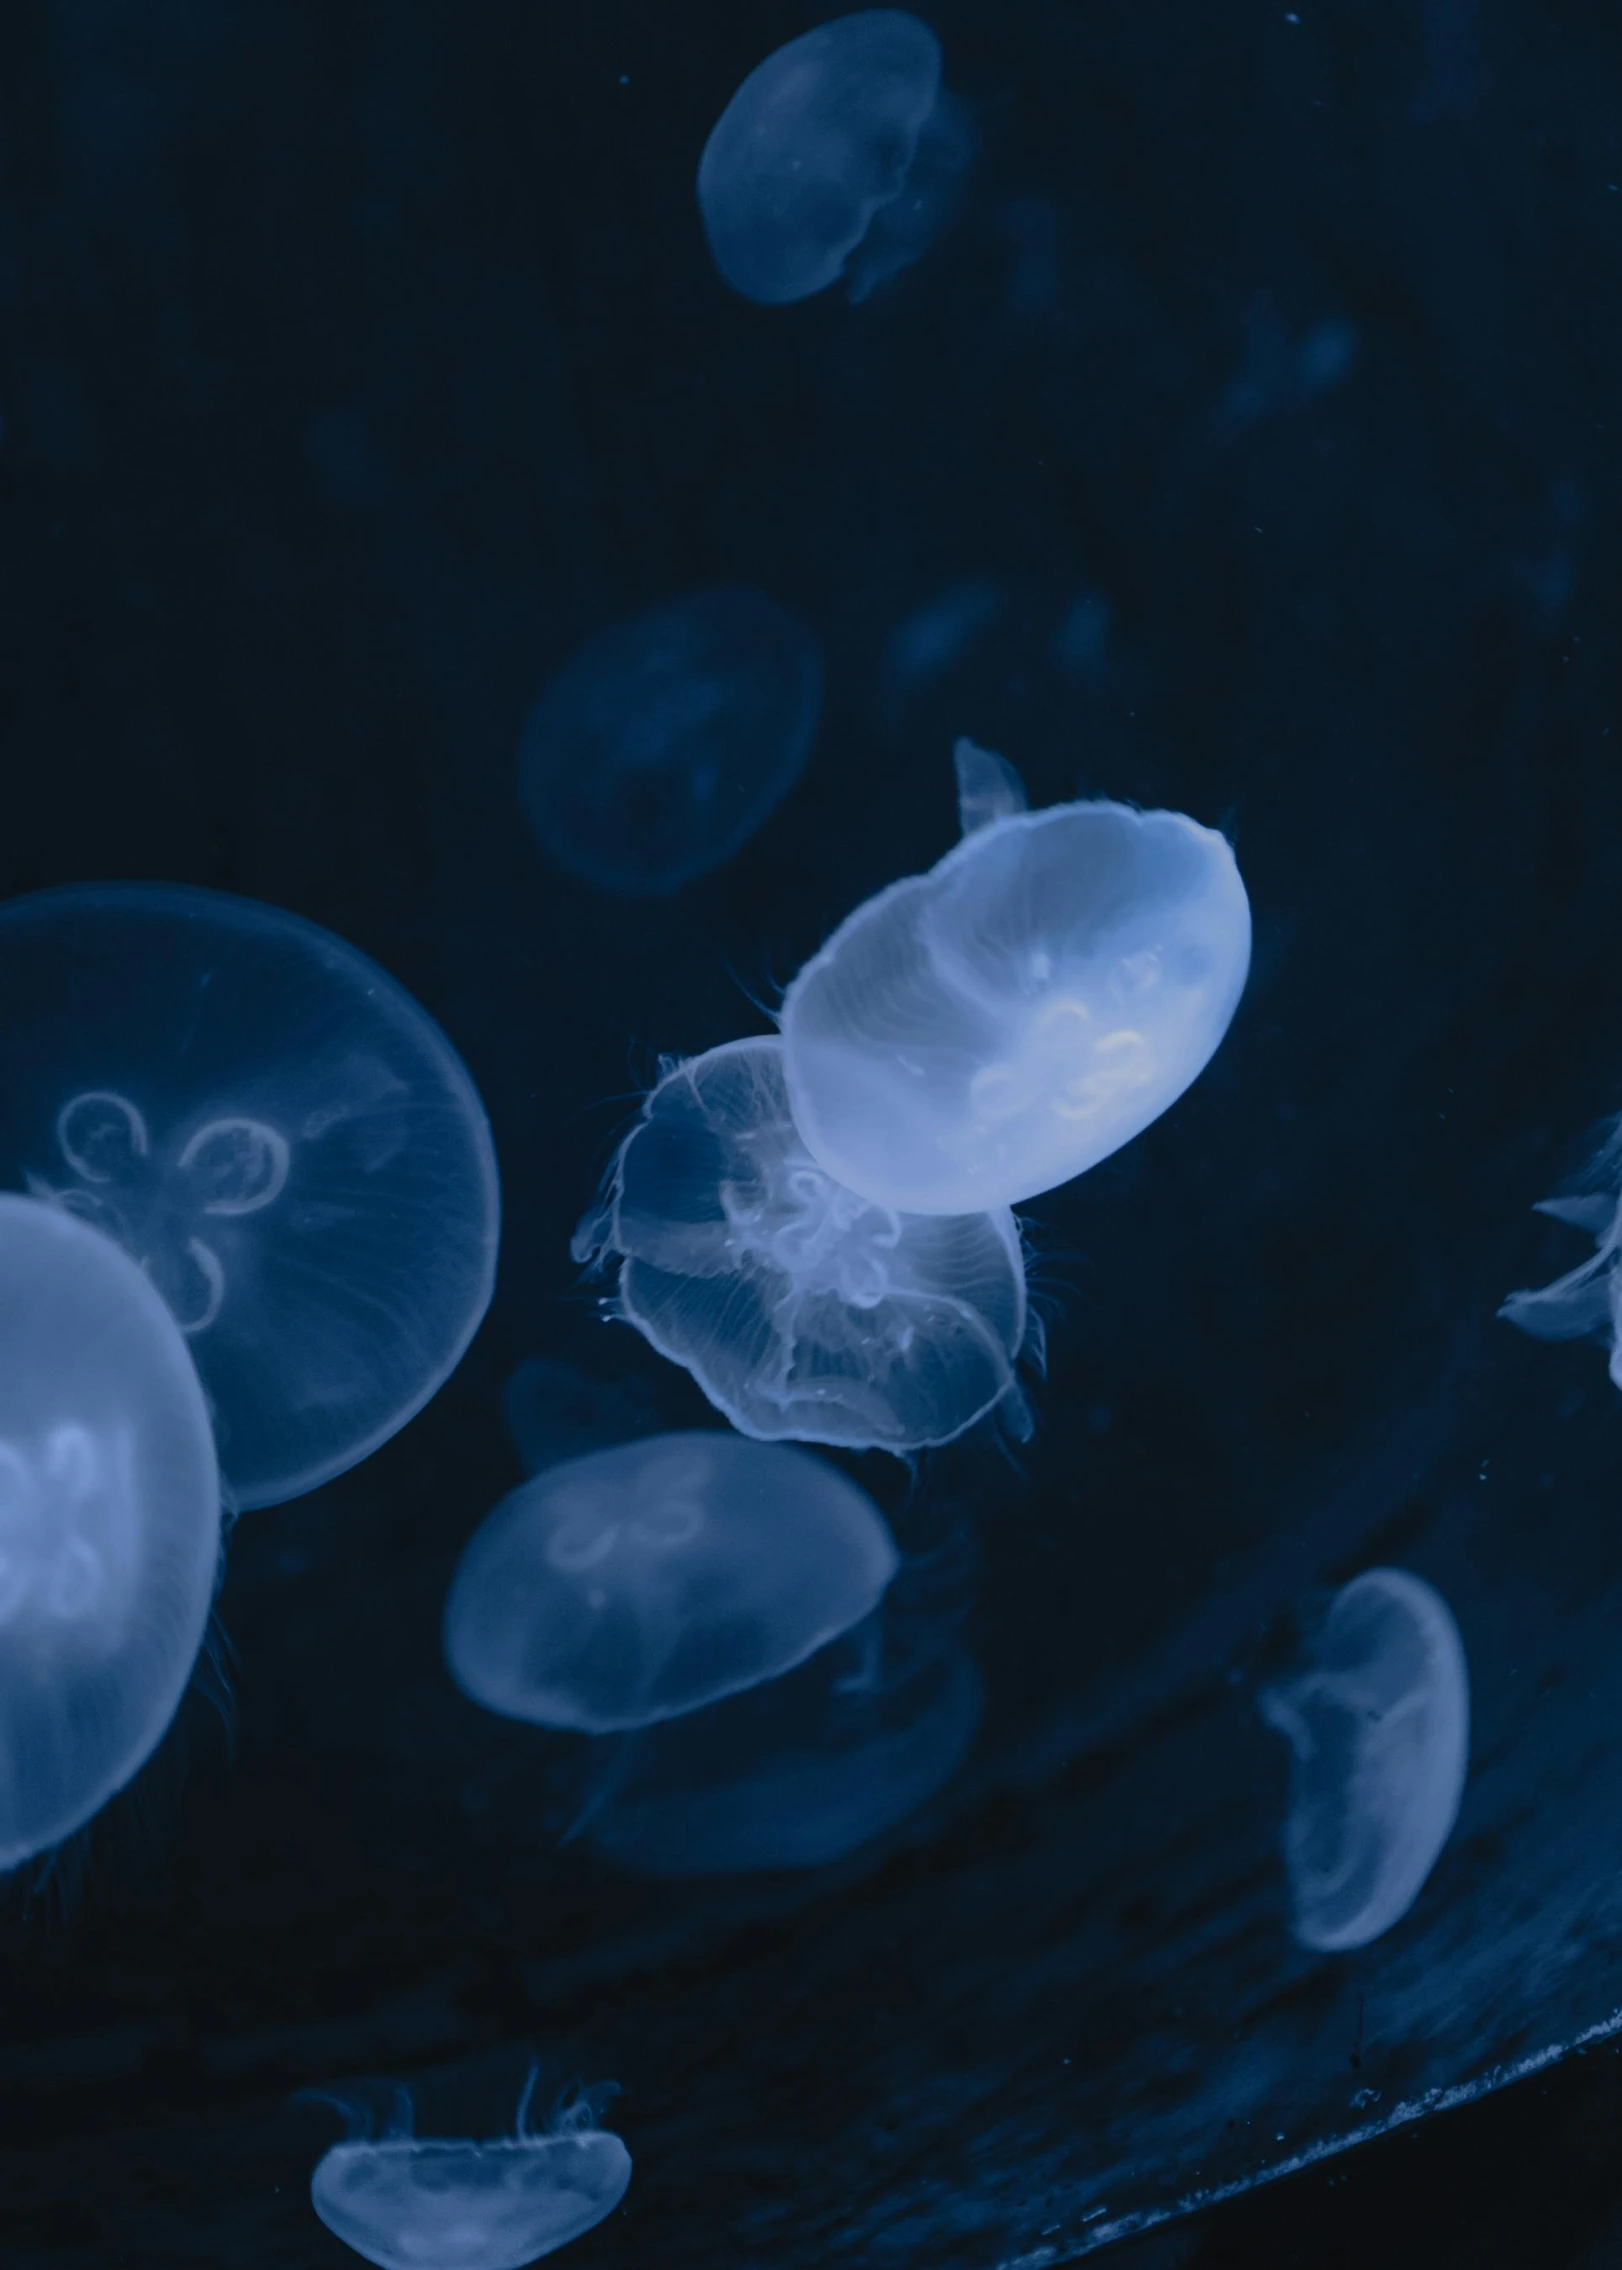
[780,748,1252,1214]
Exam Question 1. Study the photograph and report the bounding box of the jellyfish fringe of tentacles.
[570,1033,1035,1457]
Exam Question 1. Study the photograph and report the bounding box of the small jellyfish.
[0,883,499,1509]
[588,1639,983,1877]
[573,1035,1028,1452]
[311,2100,630,2270]
[780,748,1251,1214]
[0,1194,219,1866]
[697,10,975,307]
[881,580,1004,727]
[1499,1141,1622,1384]
[517,588,821,895]
[443,1431,898,1734]
[1259,1567,1469,1953]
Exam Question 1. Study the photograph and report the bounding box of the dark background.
[4,0,1622,2263]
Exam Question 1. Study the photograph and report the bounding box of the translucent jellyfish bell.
[587,1640,982,1878]
[698,10,975,307]
[1260,1567,1470,1953]
[311,2123,630,2270]
[573,1035,1027,1451]
[517,587,821,895]
[0,884,499,1508]
[443,1431,898,1734]
[780,750,1252,1214]
[0,1194,218,1866]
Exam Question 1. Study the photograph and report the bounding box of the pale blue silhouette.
[518,587,820,894]
[781,749,1252,1213]
[443,1431,898,1734]
[573,1035,1027,1451]
[0,884,499,1509]
[311,2090,630,2270]
[1260,1567,1469,1952]
[698,10,974,306]
[0,1194,218,1866]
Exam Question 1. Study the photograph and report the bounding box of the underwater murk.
[2,1,1621,2266]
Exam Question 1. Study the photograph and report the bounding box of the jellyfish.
[517,587,820,895]
[572,1034,1028,1452]
[697,10,975,307]
[1499,1139,1622,1384]
[1259,1567,1470,1953]
[0,883,499,1509]
[779,747,1252,1214]
[0,1194,219,1867]
[587,1636,983,1877]
[443,1431,898,1734]
[310,2098,630,2270]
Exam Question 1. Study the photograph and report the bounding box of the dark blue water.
[5,2,1622,2264]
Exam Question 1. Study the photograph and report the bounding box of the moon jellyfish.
[1260,1568,1470,1952]
[311,2113,630,2270]
[517,587,821,895]
[588,1638,982,1877]
[1499,1144,1622,1382]
[573,1035,1027,1451]
[0,884,499,1509]
[0,1194,218,1866]
[443,1431,898,1734]
[697,10,976,307]
[780,748,1252,1214]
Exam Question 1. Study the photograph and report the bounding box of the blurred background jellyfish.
[1499,1134,1622,1383]
[780,749,1252,1214]
[500,1357,663,1479]
[581,1484,982,1877]
[443,1431,898,1734]
[1259,1567,1470,1953]
[573,1036,1028,1452]
[310,2083,630,2270]
[0,1194,218,1867]
[697,9,975,307]
[517,587,820,895]
[0,884,500,1510]
[584,1585,982,1877]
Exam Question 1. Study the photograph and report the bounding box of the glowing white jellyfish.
[311,2106,630,2270]
[780,745,1252,1214]
[517,587,820,895]
[0,883,499,1509]
[1260,1567,1469,1953]
[573,1034,1027,1452]
[443,1431,898,1734]
[1499,1145,1622,1383]
[0,1194,219,1867]
[697,10,975,307]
